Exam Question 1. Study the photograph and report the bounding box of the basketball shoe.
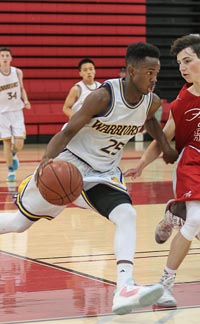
[7,171,16,182]
[112,278,164,315]
[12,153,19,171]
[155,200,200,243]
[155,200,184,244]
[155,270,177,307]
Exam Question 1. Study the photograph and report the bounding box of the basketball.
[37,160,83,205]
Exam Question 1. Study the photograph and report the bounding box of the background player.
[0,47,31,182]
[62,58,101,119]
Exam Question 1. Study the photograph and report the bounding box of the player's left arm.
[37,87,110,174]
[124,95,177,179]
[17,68,31,109]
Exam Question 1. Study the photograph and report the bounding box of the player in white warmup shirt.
[63,57,101,119]
[0,47,31,182]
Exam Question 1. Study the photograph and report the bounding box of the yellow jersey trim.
[119,78,145,109]
[15,175,54,221]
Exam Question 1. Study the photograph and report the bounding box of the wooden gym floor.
[0,141,199,324]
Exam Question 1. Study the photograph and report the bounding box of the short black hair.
[126,42,160,66]
[0,47,12,55]
[170,34,200,58]
[78,58,95,70]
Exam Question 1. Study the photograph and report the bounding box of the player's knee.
[109,203,136,227]
[14,225,27,233]
[12,211,33,233]
[14,142,24,152]
[180,214,200,241]
[181,201,200,240]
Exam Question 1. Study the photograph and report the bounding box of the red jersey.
[170,84,200,202]
[170,83,200,153]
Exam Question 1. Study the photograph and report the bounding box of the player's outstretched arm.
[124,111,178,179]
[35,87,110,183]
[144,95,178,164]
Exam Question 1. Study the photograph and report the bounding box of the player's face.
[130,57,160,94]
[0,51,12,66]
[79,62,96,85]
[177,47,200,84]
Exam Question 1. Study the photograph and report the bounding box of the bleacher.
[1,0,148,142]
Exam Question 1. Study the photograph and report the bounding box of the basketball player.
[62,58,101,119]
[126,35,200,307]
[0,42,178,315]
[0,47,31,182]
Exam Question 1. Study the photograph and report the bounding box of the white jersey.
[72,80,101,113]
[0,66,24,113]
[67,78,153,172]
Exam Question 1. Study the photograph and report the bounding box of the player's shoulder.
[170,85,190,111]
[15,67,23,76]
[150,92,161,109]
[176,83,191,99]
[96,81,102,86]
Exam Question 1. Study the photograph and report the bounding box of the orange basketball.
[37,160,83,205]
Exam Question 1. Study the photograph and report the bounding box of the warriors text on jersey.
[67,78,153,172]
[0,66,24,113]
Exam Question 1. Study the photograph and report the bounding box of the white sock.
[109,204,136,260]
[108,203,136,288]
[164,266,176,275]
[117,263,133,289]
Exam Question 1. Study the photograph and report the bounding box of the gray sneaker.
[155,271,177,308]
[155,200,184,244]
[156,286,177,307]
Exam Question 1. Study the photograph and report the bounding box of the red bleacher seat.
[1,0,146,141]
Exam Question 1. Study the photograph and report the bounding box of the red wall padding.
[0,0,146,135]
[1,2,146,14]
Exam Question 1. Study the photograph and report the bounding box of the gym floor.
[0,141,199,324]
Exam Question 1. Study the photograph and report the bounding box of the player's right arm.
[62,85,79,118]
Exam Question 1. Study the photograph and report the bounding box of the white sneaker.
[155,287,177,307]
[112,279,164,315]
[155,270,177,307]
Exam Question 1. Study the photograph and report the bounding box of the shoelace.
[165,210,184,230]
[160,271,176,291]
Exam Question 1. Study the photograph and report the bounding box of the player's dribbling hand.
[162,147,179,164]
